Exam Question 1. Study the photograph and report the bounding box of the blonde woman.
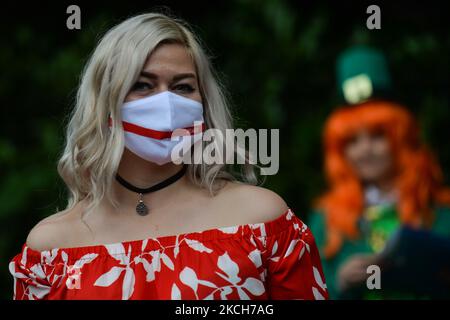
[9,13,328,300]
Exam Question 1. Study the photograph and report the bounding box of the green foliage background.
[0,0,448,298]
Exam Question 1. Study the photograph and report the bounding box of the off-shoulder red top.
[9,208,328,300]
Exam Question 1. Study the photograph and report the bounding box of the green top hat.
[337,45,392,104]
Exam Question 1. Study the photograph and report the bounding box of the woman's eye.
[173,84,195,93]
[346,135,358,146]
[131,81,152,91]
[371,130,385,140]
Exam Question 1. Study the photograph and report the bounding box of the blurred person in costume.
[309,46,450,299]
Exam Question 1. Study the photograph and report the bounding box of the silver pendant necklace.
[115,165,187,216]
[136,193,148,216]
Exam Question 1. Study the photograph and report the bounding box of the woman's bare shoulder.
[25,201,86,252]
[213,180,289,225]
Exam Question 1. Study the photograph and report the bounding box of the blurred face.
[125,42,202,103]
[344,129,393,184]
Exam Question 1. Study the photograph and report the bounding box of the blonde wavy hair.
[57,12,258,216]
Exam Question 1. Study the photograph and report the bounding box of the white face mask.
[115,91,204,165]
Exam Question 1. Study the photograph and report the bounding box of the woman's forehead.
[142,43,196,76]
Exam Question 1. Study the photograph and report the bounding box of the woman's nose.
[356,134,373,153]
[154,84,170,93]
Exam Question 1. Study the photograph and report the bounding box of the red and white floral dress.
[9,208,328,300]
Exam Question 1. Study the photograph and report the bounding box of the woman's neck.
[109,148,187,212]
[364,176,397,207]
[374,178,395,194]
[117,148,184,186]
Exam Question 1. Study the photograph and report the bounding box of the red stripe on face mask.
[108,117,205,140]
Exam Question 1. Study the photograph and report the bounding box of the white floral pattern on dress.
[9,208,329,300]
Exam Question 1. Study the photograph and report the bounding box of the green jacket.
[308,205,450,299]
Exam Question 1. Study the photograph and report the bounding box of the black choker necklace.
[115,165,187,216]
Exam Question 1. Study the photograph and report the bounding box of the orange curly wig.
[316,100,450,259]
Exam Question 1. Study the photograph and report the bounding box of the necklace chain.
[115,165,187,216]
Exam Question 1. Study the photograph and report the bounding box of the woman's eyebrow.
[140,71,158,80]
[139,71,197,82]
[172,73,197,82]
